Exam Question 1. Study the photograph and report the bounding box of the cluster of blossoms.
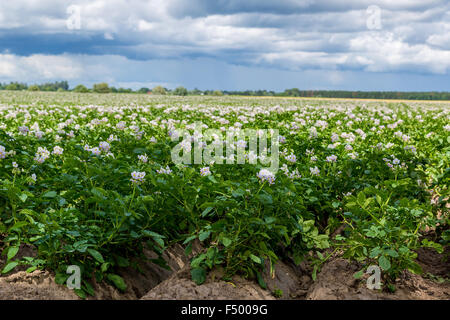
[157,166,173,175]
[256,168,276,185]
[348,152,358,159]
[52,146,64,155]
[130,171,146,184]
[0,145,8,159]
[90,147,101,156]
[236,139,247,149]
[245,150,258,163]
[327,143,339,149]
[355,129,366,140]
[285,153,297,163]
[18,125,29,135]
[34,147,50,163]
[84,142,113,157]
[331,133,339,143]
[280,164,301,179]
[199,167,211,176]
[309,127,318,139]
[326,155,337,162]
[34,130,44,139]
[393,131,410,142]
[404,145,417,153]
[310,166,320,176]
[138,154,148,163]
[116,121,127,130]
[383,156,407,170]
[99,141,111,152]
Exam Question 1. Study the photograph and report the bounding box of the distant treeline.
[223,89,450,100]
[0,81,69,92]
[0,81,449,100]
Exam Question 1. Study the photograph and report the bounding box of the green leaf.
[74,288,87,299]
[369,247,382,258]
[199,230,211,242]
[345,202,357,208]
[385,249,399,258]
[258,194,273,205]
[8,221,28,232]
[26,266,37,273]
[376,194,382,205]
[18,193,28,202]
[207,175,218,184]
[87,249,105,263]
[42,191,57,198]
[378,255,391,271]
[183,235,197,245]
[357,191,366,205]
[83,281,95,296]
[312,265,318,281]
[101,262,110,272]
[2,261,18,274]
[363,198,373,209]
[353,269,365,279]
[256,271,267,289]
[221,237,232,247]
[407,261,423,275]
[201,207,214,217]
[91,187,105,198]
[250,254,262,264]
[115,256,130,268]
[7,246,19,261]
[191,267,206,285]
[107,274,127,291]
[331,201,340,209]
[152,237,165,248]
[55,272,69,285]
[185,242,193,256]
[232,188,245,198]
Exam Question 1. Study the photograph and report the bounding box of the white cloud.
[0,0,449,81]
[0,54,83,80]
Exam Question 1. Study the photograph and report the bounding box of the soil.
[141,266,275,300]
[0,242,448,300]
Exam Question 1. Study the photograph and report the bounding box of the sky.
[0,0,449,91]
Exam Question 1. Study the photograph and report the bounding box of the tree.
[28,85,40,91]
[93,82,111,93]
[212,90,223,96]
[73,84,89,93]
[117,87,132,93]
[138,87,150,94]
[5,82,24,90]
[173,86,188,96]
[189,88,202,95]
[152,85,167,95]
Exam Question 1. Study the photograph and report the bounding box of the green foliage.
[0,92,447,296]
[92,82,111,93]
[152,86,167,95]
[28,85,40,91]
[73,85,89,93]
[173,86,188,96]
